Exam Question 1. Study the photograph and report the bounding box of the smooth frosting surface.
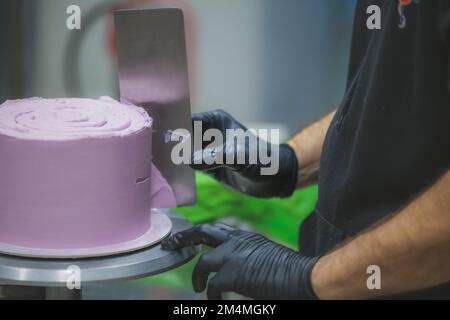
[0,96,151,141]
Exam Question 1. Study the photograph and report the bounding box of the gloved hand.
[161,223,319,300]
[191,110,298,198]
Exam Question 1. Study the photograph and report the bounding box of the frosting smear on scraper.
[151,163,178,208]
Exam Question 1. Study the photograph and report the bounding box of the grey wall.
[188,0,266,122]
[173,0,356,133]
[30,0,118,99]
[260,0,356,133]
[14,0,356,135]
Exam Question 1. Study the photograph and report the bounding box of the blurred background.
[0,0,356,299]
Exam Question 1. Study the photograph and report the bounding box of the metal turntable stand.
[0,211,198,300]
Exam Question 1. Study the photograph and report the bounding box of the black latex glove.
[191,110,298,198]
[161,223,319,300]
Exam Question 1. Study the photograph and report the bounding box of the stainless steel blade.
[115,8,196,207]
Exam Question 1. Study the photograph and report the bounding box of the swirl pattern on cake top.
[0,96,151,141]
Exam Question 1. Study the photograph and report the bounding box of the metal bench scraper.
[114,8,196,207]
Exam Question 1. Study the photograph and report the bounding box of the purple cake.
[0,96,176,254]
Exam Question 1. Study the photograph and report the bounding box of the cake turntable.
[0,211,198,300]
[0,210,173,259]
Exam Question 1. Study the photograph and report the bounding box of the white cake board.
[0,210,172,259]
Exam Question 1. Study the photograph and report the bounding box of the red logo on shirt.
[398,0,420,29]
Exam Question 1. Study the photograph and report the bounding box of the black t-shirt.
[300,0,450,299]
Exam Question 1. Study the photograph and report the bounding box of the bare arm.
[287,110,336,188]
[311,170,450,299]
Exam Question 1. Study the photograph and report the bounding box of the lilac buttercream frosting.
[0,97,175,252]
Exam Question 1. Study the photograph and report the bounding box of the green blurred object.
[137,172,318,288]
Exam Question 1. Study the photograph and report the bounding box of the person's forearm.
[287,110,336,188]
[311,170,450,299]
